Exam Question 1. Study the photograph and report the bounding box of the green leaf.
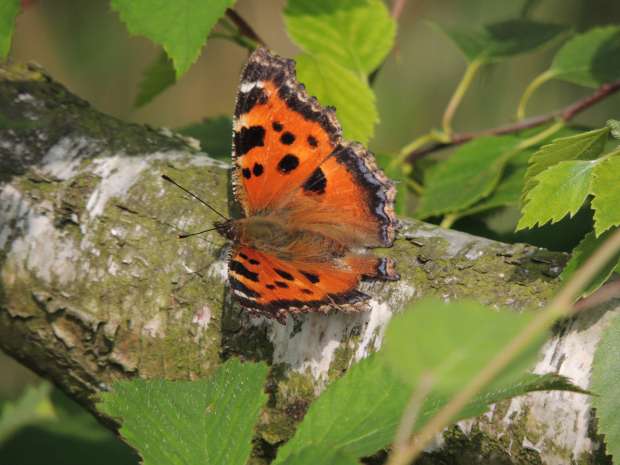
[98,359,268,465]
[135,51,177,107]
[295,53,376,144]
[273,354,410,464]
[591,312,620,462]
[416,136,522,218]
[0,0,19,59]
[0,383,55,443]
[111,0,235,77]
[523,127,609,199]
[284,0,396,75]
[548,26,620,87]
[274,307,579,464]
[592,154,620,235]
[382,299,545,395]
[459,149,532,216]
[518,159,596,230]
[178,116,232,159]
[432,19,567,64]
[560,228,620,297]
[279,449,361,465]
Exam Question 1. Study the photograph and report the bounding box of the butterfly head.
[214,220,239,242]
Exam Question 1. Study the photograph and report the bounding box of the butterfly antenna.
[178,226,219,239]
[161,174,229,221]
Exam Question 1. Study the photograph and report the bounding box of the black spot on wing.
[280,132,295,145]
[274,268,294,281]
[240,253,249,260]
[234,125,265,156]
[230,260,258,282]
[253,163,264,176]
[235,86,268,116]
[278,154,299,173]
[249,258,260,265]
[299,271,320,283]
[230,276,261,298]
[272,121,283,132]
[274,281,289,288]
[307,135,318,148]
[266,284,276,290]
[301,289,313,295]
[242,168,251,179]
[302,167,326,195]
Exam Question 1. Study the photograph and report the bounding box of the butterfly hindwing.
[228,245,397,322]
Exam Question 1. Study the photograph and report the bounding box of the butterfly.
[213,48,399,323]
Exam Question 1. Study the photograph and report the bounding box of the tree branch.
[0,63,617,465]
[406,79,620,163]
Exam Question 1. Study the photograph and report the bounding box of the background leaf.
[522,127,609,199]
[591,312,620,462]
[548,26,620,87]
[591,154,620,235]
[416,136,521,218]
[518,159,596,230]
[284,0,395,75]
[98,359,268,465]
[178,116,232,159]
[0,0,19,59]
[432,19,567,63]
[111,0,235,77]
[560,228,620,297]
[295,53,376,143]
[134,51,177,107]
[0,383,54,443]
[459,148,532,216]
[1,386,136,465]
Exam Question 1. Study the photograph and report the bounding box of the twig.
[225,8,267,48]
[406,79,620,163]
[391,0,408,21]
[573,278,620,313]
[389,227,620,465]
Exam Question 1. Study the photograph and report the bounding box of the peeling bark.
[0,64,616,465]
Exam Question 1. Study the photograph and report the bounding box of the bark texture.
[0,63,616,464]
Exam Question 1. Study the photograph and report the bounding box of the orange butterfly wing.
[228,245,397,323]
[232,49,341,216]
[232,48,397,247]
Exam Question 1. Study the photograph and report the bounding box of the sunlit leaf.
[592,154,620,235]
[523,127,609,199]
[111,0,235,77]
[284,0,395,75]
[518,159,597,230]
[295,53,376,143]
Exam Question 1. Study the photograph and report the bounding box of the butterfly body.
[222,48,399,323]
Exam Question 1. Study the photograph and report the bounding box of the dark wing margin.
[332,142,398,247]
